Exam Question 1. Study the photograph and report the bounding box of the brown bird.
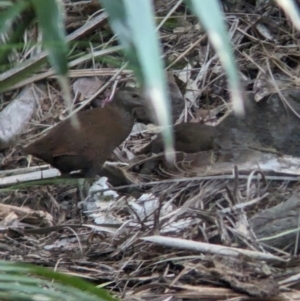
[24,88,144,178]
[135,122,218,175]
[137,122,218,155]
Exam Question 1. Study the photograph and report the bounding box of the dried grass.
[1,1,300,300]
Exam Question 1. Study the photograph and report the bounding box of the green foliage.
[0,261,118,300]
[31,0,68,76]
[100,0,174,155]
[0,1,28,33]
[184,0,244,114]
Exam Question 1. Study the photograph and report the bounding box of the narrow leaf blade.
[185,0,244,115]
[31,0,68,75]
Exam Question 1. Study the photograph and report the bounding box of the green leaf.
[99,0,142,79]
[31,0,68,76]
[275,0,300,30]
[0,1,28,34]
[184,0,244,115]
[0,261,118,301]
[100,0,175,157]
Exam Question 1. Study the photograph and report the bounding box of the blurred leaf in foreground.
[0,1,28,34]
[31,0,75,126]
[0,260,118,301]
[100,0,175,158]
[184,0,244,116]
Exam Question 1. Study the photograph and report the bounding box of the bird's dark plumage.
[24,88,144,177]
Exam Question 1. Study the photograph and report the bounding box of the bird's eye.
[132,93,139,98]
